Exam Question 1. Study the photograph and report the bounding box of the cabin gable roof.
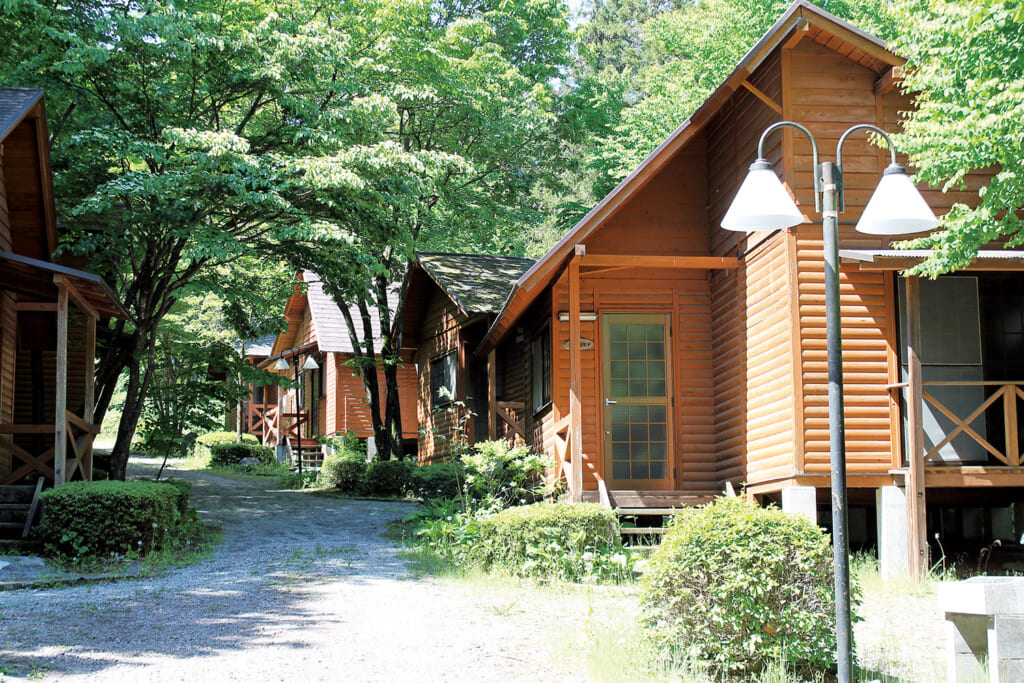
[479,0,902,354]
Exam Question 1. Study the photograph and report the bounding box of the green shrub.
[37,480,185,558]
[463,440,547,508]
[363,459,414,496]
[409,463,463,500]
[472,502,627,581]
[317,449,366,491]
[640,496,841,677]
[194,431,258,464]
[208,441,274,467]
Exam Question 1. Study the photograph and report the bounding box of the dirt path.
[0,460,589,682]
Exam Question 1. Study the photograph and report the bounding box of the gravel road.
[0,460,588,682]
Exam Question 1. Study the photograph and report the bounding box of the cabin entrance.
[601,314,673,490]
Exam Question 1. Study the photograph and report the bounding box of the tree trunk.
[108,327,156,480]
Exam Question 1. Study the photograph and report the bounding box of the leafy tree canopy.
[892,0,1024,274]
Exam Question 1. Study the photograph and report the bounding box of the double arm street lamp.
[721,121,939,683]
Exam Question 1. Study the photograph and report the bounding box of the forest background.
[0,0,1020,478]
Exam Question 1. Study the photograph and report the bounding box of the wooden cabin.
[0,88,123,487]
[401,252,536,464]
[260,271,418,463]
[226,334,278,438]
[475,1,1023,574]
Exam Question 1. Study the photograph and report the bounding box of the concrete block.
[876,486,909,580]
[990,615,1024,660]
[275,444,289,464]
[939,577,1024,617]
[781,486,817,524]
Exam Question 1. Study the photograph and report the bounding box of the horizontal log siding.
[786,39,899,479]
[416,289,464,464]
[0,292,13,475]
[551,269,716,491]
[4,121,49,260]
[0,152,9,252]
[328,352,418,440]
[706,49,788,486]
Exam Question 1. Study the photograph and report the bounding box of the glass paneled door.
[602,314,673,490]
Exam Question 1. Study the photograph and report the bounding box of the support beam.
[579,254,739,270]
[54,274,100,320]
[877,486,909,580]
[54,284,68,486]
[83,314,96,480]
[487,348,497,440]
[740,80,783,115]
[873,66,904,96]
[781,486,818,523]
[569,246,584,502]
[905,275,928,580]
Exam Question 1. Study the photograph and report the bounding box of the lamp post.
[722,121,938,683]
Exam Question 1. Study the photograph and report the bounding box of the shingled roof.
[305,271,400,354]
[0,88,42,141]
[416,252,536,316]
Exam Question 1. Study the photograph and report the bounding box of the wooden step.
[620,527,667,535]
[0,503,31,510]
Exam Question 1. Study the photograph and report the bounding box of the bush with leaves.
[37,480,185,558]
[363,460,415,497]
[640,496,842,676]
[317,449,367,492]
[408,462,464,500]
[470,502,632,582]
[208,441,275,467]
[462,440,547,508]
[194,431,258,465]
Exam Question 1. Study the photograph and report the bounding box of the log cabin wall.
[0,293,13,474]
[4,120,50,261]
[705,49,796,489]
[416,286,465,464]
[327,352,418,440]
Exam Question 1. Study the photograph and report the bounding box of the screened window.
[532,328,551,413]
[431,351,458,407]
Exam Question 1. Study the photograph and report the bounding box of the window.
[532,328,551,413]
[431,351,458,407]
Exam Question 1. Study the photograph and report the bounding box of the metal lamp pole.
[721,121,937,683]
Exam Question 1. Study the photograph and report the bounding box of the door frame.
[600,312,675,490]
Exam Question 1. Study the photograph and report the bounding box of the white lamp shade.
[721,160,805,231]
[856,165,939,235]
[273,357,290,371]
[301,355,320,371]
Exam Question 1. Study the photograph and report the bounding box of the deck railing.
[0,410,99,484]
[920,381,1024,466]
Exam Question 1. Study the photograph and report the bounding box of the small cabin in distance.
[400,252,536,464]
[474,1,1023,575]
[259,271,418,465]
[0,88,124,491]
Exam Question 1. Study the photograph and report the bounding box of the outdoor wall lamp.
[721,121,939,683]
[301,355,320,371]
[273,356,290,371]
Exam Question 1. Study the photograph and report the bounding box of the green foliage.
[462,440,547,508]
[471,503,632,582]
[208,442,275,468]
[316,449,367,492]
[640,497,841,677]
[194,431,258,465]
[37,480,186,558]
[892,0,1024,273]
[363,460,415,497]
[409,463,464,500]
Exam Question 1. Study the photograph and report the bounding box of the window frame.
[532,325,552,415]
[430,350,458,408]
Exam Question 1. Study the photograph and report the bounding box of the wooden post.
[487,349,497,440]
[83,315,96,481]
[905,275,928,580]
[569,245,584,502]
[1004,384,1019,466]
[53,281,68,486]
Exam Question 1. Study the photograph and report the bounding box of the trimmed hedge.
[363,460,414,496]
[194,431,258,464]
[208,441,275,467]
[408,463,463,500]
[37,480,186,557]
[317,450,366,492]
[640,496,839,676]
[474,503,619,573]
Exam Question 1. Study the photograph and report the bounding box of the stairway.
[0,479,45,539]
[584,489,720,547]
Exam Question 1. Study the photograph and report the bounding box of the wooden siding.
[328,352,417,440]
[3,121,49,261]
[416,286,465,463]
[0,292,13,474]
[0,150,9,253]
[548,268,717,492]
